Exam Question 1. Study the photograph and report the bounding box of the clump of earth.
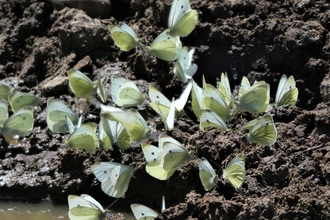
[0,0,330,219]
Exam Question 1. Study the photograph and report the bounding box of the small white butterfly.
[174,46,198,83]
[131,203,158,220]
[198,157,218,191]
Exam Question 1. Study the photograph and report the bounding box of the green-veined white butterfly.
[202,83,231,121]
[191,77,206,119]
[46,98,79,133]
[68,194,109,220]
[149,80,192,118]
[96,73,107,103]
[7,89,41,113]
[131,203,158,220]
[0,81,13,99]
[236,79,270,114]
[275,74,298,106]
[141,143,176,180]
[167,0,198,37]
[222,153,245,189]
[101,105,149,142]
[147,30,182,61]
[67,69,96,99]
[109,22,141,51]
[1,106,34,143]
[198,157,218,191]
[91,162,134,198]
[0,99,9,126]
[173,46,198,83]
[216,72,235,106]
[66,122,98,153]
[111,77,145,107]
[199,109,229,131]
[100,115,131,151]
[241,114,277,146]
[238,76,251,99]
[158,134,191,171]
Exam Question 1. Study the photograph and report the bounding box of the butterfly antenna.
[105,199,119,210]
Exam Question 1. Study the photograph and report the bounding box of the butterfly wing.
[8,90,41,113]
[131,203,158,220]
[149,85,172,117]
[276,75,298,106]
[96,74,107,103]
[67,69,95,98]
[217,72,234,106]
[0,99,8,126]
[198,157,218,191]
[199,109,228,131]
[109,22,140,51]
[222,153,245,189]
[248,114,277,146]
[108,164,134,198]
[0,81,13,99]
[111,77,144,107]
[160,139,190,171]
[66,122,98,153]
[68,194,105,220]
[174,80,192,113]
[191,79,203,119]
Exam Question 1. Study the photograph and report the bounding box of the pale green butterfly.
[66,115,83,135]
[96,73,107,103]
[198,157,218,191]
[149,80,192,118]
[131,203,158,220]
[66,122,98,153]
[147,29,182,61]
[111,77,145,107]
[1,106,34,143]
[191,76,206,119]
[216,72,235,106]
[275,74,298,106]
[100,115,131,151]
[141,143,176,180]
[222,153,245,189]
[167,0,198,37]
[236,79,270,114]
[238,76,251,99]
[101,105,149,142]
[241,114,277,146]
[0,81,13,99]
[202,83,231,121]
[109,22,141,51]
[0,99,9,126]
[158,134,191,171]
[199,109,229,131]
[154,97,176,131]
[173,46,198,83]
[46,98,79,133]
[91,162,134,198]
[68,194,109,220]
[67,69,95,98]
[98,119,112,150]
[7,89,41,113]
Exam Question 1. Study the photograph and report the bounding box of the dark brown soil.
[1,0,330,219]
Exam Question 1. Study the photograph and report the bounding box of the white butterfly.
[199,109,229,131]
[198,157,218,191]
[174,47,198,83]
[222,153,246,189]
[68,194,109,220]
[131,203,158,220]
[275,74,298,106]
[91,162,134,198]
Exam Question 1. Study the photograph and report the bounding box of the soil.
[1,0,330,219]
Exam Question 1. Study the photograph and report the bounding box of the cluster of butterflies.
[0,81,40,144]
[109,0,199,83]
[68,194,159,220]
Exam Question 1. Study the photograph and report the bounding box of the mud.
[0,0,330,219]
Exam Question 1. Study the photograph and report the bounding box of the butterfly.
[202,83,231,121]
[191,77,206,119]
[199,109,229,131]
[198,157,218,191]
[91,162,134,198]
[141,143,176,181]
[7,89,41,113]
[67,69,96,99]
[46,98,79,133]
[109,22,141,51]
[216,72,235,106]
[66,122,98,153]
[68,194,109,220]
[167,0,198,37]
[0,99,9,126]
[96,73,107,103]
[131,203,158,220]
[274,74,298,107]
[173,46,198,83]
[154,97,176,131]
[1,106,34,144]
[241,114,277,146]
[236,78,270,114]
[149,80,192,118]
[111,77,145,107]
[0,81,14,99]
[101,105,149,142]
[100,115,131,151]
[147,29,182,61]
[222,153,245,189]
[98,119,112,150]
